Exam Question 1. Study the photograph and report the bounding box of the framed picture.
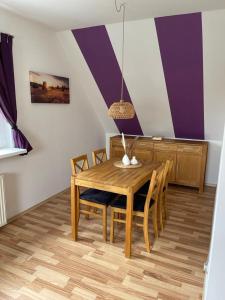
[29,71,70,104]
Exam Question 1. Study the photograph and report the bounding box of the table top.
[74,159,161,195]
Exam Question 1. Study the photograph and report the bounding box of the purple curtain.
[0,33,32,152]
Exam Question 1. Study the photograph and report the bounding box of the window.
[0,109,13,149]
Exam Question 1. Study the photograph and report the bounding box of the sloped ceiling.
[1,0,225,30]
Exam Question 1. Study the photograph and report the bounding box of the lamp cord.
[115,0,126,101]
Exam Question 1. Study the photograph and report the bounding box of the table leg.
[125,192,134,258]
[71,176,78,240]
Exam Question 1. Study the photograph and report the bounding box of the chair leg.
[158,200,164,231]
[143,218,151,253]
[85,206,90,220]
[164,195,168,220]
[102,206,107,241]
[152,205,158,239]
[77,198,80,223]
[110,208,114,243]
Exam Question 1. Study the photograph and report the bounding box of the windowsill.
[0,148,27,159]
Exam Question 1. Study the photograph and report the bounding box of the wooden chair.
[92,148,107,166]
[161,160,173,223]
[110,166,164,252]
[158,160,171,231]
[71,154,115,241]
[92,148,108,214]
[136,160,173,232]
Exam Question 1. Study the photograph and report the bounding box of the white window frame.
[0,110,26,158]
[0,109,14,149]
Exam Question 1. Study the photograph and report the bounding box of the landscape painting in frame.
[29,71,70,103]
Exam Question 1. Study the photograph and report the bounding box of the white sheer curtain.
[0,109,13,148]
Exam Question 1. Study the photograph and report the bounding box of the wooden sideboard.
[110,135,208,192]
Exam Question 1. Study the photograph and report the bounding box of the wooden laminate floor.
[0,186,215,300]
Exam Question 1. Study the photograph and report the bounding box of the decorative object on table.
[152,136,163,141]
[131,156,138,165]
[108,0,135,119]
[114,160,142,169]
[127,135,139,158]
[122,154,130,166]
[29,71,70,104]
[121,132,130,166]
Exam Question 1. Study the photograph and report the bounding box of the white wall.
[0,8,105,219]
[204,125,225,299]
[202,9,225,186]
[205,140,221,186]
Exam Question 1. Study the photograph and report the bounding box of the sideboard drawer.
[111,138,120,145]
[112,138,135,146]
[154,143,177,152]
[111,145,124,158]
[177,145,202,154]
[136,141,154,149]
[134,148,153,161]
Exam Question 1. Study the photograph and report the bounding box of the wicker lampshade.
[108,100,135,119]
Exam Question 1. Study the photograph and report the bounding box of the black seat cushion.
[110,194,155,212]
[136,180,150,195]
[80,189,115,206]
[138,182,166,195]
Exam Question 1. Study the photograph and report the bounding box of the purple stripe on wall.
[72,26,143,135]
[155,13,204,139]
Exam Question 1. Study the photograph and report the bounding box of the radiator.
[0,175,7,227]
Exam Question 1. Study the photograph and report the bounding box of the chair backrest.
[92,148,107,166]
[144,165,164,214]
[161,160,171,193]
[71,154,89,176]
[165,160,173,190]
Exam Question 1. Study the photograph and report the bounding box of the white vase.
[122,154,130,166]
[131,156,138,165]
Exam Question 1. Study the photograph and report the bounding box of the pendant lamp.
[108,0,135,119]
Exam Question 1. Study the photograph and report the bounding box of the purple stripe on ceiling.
[72,26,143,135]
[155,13,204,140]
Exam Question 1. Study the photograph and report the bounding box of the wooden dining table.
[70,158,161,258]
